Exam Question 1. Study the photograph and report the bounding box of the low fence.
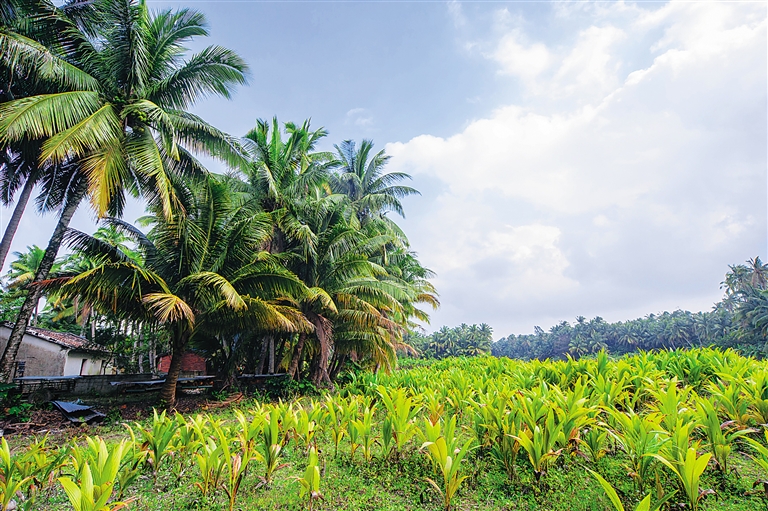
[16,373,155,398]
[72,373,155,395]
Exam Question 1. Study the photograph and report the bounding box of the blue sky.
[180,0,509,143]
[4,0,766,338]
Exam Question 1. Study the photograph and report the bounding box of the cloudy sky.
[4,0,766,338]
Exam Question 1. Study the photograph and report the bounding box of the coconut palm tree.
[0,143,40,271]
[330,139,420,224]
[0,0,248,380]
[5,245,46,290]
[283,195,413,384]
[47,176,308,405]
[4,244,66,326]
[0,1,88,271]
[230,118,335,372]
[238,118,333,251]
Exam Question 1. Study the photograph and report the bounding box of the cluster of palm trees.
[408,323,493,359]
[0,0,437,404]
[493,258,768,361]
[492,311,735,360]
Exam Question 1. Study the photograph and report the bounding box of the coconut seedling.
[695,397,753,475]
[58,439,134,511]
[588,469,676,511]
[294,446,323,511]
[129,410,178,482]
[378,385,420,458]
[607,410,667,493]
[351,404,378,462]
[420,416,474,511]
[651,448,713,511]
[0,438,32,511]
[256,409,289,485]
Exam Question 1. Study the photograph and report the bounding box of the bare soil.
[0,391,245,436]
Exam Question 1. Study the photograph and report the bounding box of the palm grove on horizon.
[0,0,439,404]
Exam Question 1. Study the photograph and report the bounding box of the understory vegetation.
[0,349,764,510]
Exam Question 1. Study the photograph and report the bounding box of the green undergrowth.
[33,433,762,511]
[15,349,768,510]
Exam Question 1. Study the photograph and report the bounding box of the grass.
[24,401,765,511]
[15,348,768,511]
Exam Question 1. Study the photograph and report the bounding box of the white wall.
[63,353,110,376]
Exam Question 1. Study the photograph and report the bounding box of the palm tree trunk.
[0,181,86,382]
[132,331,139,371]
[257,336,269,375]
[159,331,190,407]
[267,335,275,374]
[0,175,35,271]
[149,326,157,373]
[288,333,306,380]
[274,336,287,373]
[307,312,332,386]
[137,325,144,373]
[329,353,347,380]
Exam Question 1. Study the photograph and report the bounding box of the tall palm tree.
[48,176,308,405]
[748,257,768,289]
[231,118,334,372]
[284,196,411,384]
[330,139,420,224]
[0,143,40,270]
[0,1,87,271]
[0,0,248,380]
[239,118,333,251]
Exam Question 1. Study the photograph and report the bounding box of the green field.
[13,348,768,511]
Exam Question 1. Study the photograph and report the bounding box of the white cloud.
[389,0,766,335]
[345,108,373,128]
[493,31,552,83]
[552,25,625,99]
[447,0,466,29]
[491,17,626,101]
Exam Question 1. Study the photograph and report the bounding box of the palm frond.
[143,292,195,325]
[80,137,129,218]
[0,29,99,91]
[166,110,249,170]
[178,271,246,311]
[147,45,248,109]
[0,91,101,144]
[62,227,132,264]
[125,129,176,218]
[40,104,121,163]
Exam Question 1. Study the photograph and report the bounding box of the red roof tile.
[2,322,110,354]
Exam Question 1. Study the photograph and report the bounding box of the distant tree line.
[406,323,493,359]
[493,257,768,360]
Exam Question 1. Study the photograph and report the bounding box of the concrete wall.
[0,325,110,377]
[0,326,67,376]
[71,373,155,395]
[16,373,156,396]
[62,353,111,376]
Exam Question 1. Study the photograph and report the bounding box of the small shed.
[0,323,112,378]
[157,351,207,376]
